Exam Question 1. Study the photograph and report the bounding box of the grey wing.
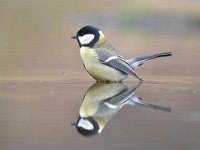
[94,47,118,61]
[104,57,136,75]
[94,48,133,75]
[95,47,143,81]
[104,56,143,81]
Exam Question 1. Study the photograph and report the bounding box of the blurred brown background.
[1,1,200,150]
[0,0,200,81]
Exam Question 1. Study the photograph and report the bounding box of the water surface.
[0,77,200,150]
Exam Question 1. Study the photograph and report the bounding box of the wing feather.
[94,47,143,81]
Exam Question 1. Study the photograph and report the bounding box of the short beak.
[71,36,77,39]
[71,122,76,126]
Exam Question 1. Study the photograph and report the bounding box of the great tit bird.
[72,83,171,137]
[71,26,172,82]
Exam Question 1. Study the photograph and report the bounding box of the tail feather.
[127,52,172,69]
[126,96,171,112]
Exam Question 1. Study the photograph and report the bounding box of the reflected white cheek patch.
[77,119,94,130]
[78,34,95,45]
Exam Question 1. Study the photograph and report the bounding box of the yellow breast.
[80,47,127,82]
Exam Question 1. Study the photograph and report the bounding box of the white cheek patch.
[77,119,94,130]
[78,34,95,45]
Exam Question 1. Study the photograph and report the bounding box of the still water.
[0,77,200,150]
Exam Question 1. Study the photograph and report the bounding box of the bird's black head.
[71,26,104,48]
[74,116,99,137]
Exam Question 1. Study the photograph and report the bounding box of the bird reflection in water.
[72,83,171,137]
